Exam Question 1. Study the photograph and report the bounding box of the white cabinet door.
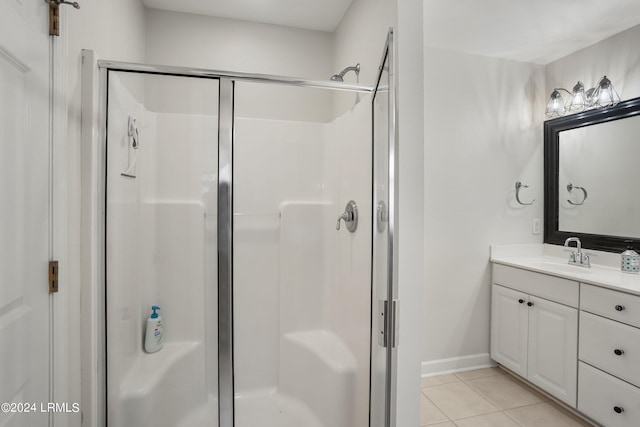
[528,296,578,407]
[491,285,528,377]
[0,1,51,426]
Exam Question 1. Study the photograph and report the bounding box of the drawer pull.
[615,305,625,311]
[527,301,534,307]
[518,299,525,304]
[614,349,625,356]
[614,406,624,414]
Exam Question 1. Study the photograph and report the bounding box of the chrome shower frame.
[81,46,398,427]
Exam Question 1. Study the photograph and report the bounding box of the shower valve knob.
[336,201,358,233]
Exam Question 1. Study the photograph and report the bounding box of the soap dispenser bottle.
[621,243,640,273]
[144,306,164,353]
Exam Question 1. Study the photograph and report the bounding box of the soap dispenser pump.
[144,306,164,353]
[621,242,640,274]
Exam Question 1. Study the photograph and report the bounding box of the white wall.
[145,9,334,122]
[332,0,397,117]
[545,24,640,104]
[420,20,640,375]
[395,0,424,425]
[67,3,147,426]
[422,47,545,368]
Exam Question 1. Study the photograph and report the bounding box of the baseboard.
[421,353,495,377]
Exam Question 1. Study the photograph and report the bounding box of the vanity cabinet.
[578,284,640,427]
[491,265,579,407]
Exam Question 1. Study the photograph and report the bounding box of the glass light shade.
[567,81,587,112]
[592,75,621,108]
[545,89,566,118]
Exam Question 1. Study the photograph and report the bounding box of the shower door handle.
[336,200,358,233]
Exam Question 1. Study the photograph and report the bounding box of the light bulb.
[545,89,566,118]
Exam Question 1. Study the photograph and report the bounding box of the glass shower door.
[232,77,374,427]
[105,72,219,427]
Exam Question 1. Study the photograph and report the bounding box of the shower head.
[330,63,360,82]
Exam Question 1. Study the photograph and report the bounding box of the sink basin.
[529,260,591,274]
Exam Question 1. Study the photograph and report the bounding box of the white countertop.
[490,244,640,297]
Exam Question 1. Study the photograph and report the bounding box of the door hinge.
[45,0,81,36]
[48,1,60,36]
[49,261,59,293]
[378,299,399,348]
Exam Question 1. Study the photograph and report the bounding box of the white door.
[490,285,528,377]
[0,1,51,426]
[527,296,578,407]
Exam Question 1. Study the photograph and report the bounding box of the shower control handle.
[336,201,358,233]
[336,212,350,230]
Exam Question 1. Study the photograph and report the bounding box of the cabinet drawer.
[579,311,640,387]
[581,283,640,328]
[493,264,579,308]
[578,362,640,427]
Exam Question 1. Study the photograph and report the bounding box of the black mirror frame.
[544,96,640,253]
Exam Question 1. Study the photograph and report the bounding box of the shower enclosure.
[81,30,397,427]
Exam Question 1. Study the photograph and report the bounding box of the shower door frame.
[81,50,399,427]
[371,28,399,427]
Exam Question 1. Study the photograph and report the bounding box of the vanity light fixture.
[545,75,621,118]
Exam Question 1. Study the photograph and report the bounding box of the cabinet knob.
[615,305,625,311]
[614,349,625,356]
[613,406,624,414]
[518,299,525,304]
[527,301,534,307]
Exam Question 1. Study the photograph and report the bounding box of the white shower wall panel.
[322,97,372,427]
[233,117,327,393]
[234,117,326,213]
[233,215,280,392]
[279,202,332,334]
[138,201,206,340]
[140,111,218,401]
[106,75,147,395]
[143,113,218,201]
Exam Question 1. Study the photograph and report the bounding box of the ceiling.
[141,0,353,32]
[423,0,640,64]
[142,0,640,64]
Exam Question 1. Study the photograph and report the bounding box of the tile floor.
[420,367,595,427]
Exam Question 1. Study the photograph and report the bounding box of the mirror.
[544,96,640,252]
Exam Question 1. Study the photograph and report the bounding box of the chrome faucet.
[564,237,590,268]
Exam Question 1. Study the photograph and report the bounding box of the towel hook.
[567,183,588,205]
[515,181,535,206]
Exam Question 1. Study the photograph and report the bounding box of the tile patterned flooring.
[420,368,595,427]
